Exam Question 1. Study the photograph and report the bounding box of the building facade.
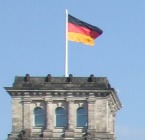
[5,74,122,140]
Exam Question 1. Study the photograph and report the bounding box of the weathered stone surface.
[5,75,122,140]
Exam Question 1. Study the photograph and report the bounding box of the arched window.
[34,107,45,127]
[77,107,88,127]
[55,107,67,127]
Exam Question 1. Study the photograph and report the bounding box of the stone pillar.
[108,102,116,134]
[8,96,23,139]
[112,113,116,134]
[22,93,31,130]
[11,97,23,133]
[106,99,109,132]
[67,100,74,130]
[43,94,53,138]
[65,93,74,137]
[46,100,53,130]
[87,93,96,133]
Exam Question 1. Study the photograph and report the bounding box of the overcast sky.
[0,1,145,140]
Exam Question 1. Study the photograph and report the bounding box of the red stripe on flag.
[68,23,101,39]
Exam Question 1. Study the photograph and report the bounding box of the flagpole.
[65,9,68,77]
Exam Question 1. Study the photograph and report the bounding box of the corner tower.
[5,74,121,140]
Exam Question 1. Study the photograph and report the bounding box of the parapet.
[10,74,111,90]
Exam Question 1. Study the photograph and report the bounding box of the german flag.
[68,14,103,46]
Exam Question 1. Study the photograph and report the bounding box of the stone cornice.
[5,90,112,98]
[108,92,122,111]
[5,75,122,110]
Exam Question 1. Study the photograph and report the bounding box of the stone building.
[5,74,122,140]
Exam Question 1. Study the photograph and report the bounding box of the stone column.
[65,93,74,137]
[45,100,53,130]
[106,99,109,132]
[8,96,23,139]
[67,100,74,130]
[43,94,53,138]
[112,113,116,134]
[87,93,96,133]
[11,97,23,133]
[22,94,31,130]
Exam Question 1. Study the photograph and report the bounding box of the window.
[77,107,88,127]
[55,107,67,127]
[34,107,45,127]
